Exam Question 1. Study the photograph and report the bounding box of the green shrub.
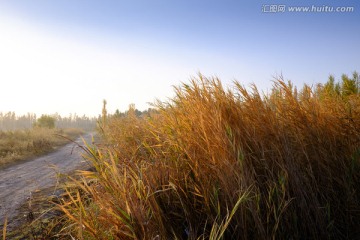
[34,115,56,129]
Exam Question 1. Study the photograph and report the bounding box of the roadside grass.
[0,127,84,168]
[1,184,71,240]
[2,218,6,240]
[57,76,360,239]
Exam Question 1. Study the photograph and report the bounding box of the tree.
[102,99,107,126]
[324,75,335,94]
[34,115,56,128]
[321,72,359,98]
[353,71,359,93]
[127,103,136,118]
[114,109,124,118]
[341,74,358,97]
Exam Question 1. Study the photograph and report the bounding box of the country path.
[0,133,94,228]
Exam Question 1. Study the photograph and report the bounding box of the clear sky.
[0,0,359,117]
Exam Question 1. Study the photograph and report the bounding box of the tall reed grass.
[59,75,360,239]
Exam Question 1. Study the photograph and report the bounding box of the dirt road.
[0,133,94,228]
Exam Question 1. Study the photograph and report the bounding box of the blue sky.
[0,0,359,116]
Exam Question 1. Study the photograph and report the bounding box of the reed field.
[0,127,84,168]
[44,75,360,239]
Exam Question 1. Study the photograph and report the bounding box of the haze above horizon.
[0,0,359,117]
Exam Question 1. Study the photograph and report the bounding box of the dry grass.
[2,217,7,240]
[0,127,84,168]
[58,75,360,239]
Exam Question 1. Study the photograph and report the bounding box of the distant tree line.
[112,104,158,118]
[97,101,158,131]
[0,112,36,131]
[0,112,97,131]
[53,113,98,131]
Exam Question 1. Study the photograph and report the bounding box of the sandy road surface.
[0,133,94,227]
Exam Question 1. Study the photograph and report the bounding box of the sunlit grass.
[2,217,7,240]
[58,75,359,239]
[0,127,84,167]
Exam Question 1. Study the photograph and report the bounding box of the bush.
[34,115,56,129]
